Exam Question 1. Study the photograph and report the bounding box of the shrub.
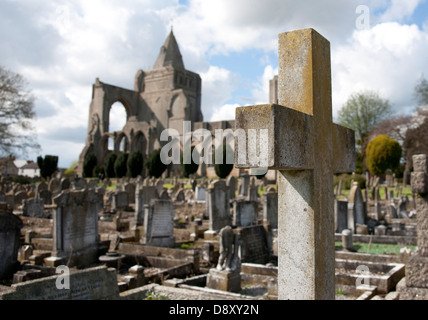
[37,155,58,179]
[334,173,366,190]
[104,153,117,178]
[83,153,97,178]
[127,151,144,178]
[213,143,234,179]
[145,149,167,178]
[366,135,402,177]
[181,146,199,178]
[114,152,129,178]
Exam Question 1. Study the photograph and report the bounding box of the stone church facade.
[77,31,235,177]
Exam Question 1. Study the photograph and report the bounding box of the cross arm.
[235,104,315,170]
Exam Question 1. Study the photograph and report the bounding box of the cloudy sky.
[1,0,428,168]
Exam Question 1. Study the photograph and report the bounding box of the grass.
[335,242,416,255]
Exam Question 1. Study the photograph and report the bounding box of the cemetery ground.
[0,171,423,301]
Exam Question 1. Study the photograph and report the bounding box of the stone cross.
[235,28,355,300]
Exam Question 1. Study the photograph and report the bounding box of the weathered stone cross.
[235,28,355,300]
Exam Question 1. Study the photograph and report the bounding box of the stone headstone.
[0,266,119,300]
[238,174,250,198]
[14,190,28,209]
[233,200,258,227]
[227,176,237,200]
[155,179,164,195]
[341,229,353,252]
[207,180,230,231]
[60,178,71,191]
[334,199,348,233]
[143,199,175,247]
[349,182,366,231]
[195,186,206,202]
[124,183,136,204]
[263,190,278,229]
[239,225,270,264]
[39,189,52,206]
[22,198,45,218]
[112,191,129,211]
[0,204,23,279]
[52,189,101,267]
[174,188,186,202]
[48,178,61,195]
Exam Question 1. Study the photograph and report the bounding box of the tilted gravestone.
[0,204,23,279]
[52,189,102,267]
[235,29,355,299]
[143,199,175,248]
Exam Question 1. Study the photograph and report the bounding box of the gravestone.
[73,178,87,190]
[135,186,144,225]
[143,199,175,247]
[238,174,250,198]
[48,178,61,195]
[233,200,258,227]
[112,191,129,211]
[234,29,355,299]
[227,176,237,200]
[239,225,270,264]
[22,198,45,218]
[60,178,71,191]
[155,179,164,195]
[0,204,23,279]
[0,266,119,300]
[39,189,53,206]
[334,199,348,233]
[206,180,230,231]
[52,189,101,267]
[195,186,206,202]
[14,190,28,209]
[174,188,186,202]
[141,186,158,206]
[124,183,136,204]
[349,182,366,232]
[263,189,278,229]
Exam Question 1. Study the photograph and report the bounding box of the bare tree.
[0,66,40,157]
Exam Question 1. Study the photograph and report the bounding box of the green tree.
[181,146,199,178]
[114,152,128,178]
[213,143,234,179]
[337,90,392,150]
[145,149,167,178]
[127,150,144,178]
[0,66,40,156]
[365,135,402,177]
[64,160,78,178]
[83,153,97,178]
[37,155,58,179]
[414,75,428,106]
[104,153,117,178]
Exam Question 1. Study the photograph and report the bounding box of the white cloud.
[200,66,239,121]
[332,22,428,118]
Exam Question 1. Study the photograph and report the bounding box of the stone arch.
[108,100,129,133]
[115,132,129,153]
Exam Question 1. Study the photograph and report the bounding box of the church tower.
[135,30,203,136]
